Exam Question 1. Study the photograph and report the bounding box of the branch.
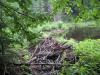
[0,63,71,66]
[0,1,36,21]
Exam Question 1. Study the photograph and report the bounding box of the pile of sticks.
[29,37,76,75]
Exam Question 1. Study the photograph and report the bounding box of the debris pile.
[29,37,76,75]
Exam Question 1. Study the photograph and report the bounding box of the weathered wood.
[29,37,75,75]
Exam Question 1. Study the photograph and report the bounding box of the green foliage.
[60,39,100,75]
[0,0,100,74]
[0,0,48,74]
[0,0,51,45]
[52,0,100,21]
[0,0,51,57]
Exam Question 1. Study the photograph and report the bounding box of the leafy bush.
[60,39,100,75]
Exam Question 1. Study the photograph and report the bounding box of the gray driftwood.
[29,37,76,75]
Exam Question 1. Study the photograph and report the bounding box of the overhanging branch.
[0,1,36,21]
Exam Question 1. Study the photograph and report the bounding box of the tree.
[51,0,100,21]
[0,0,50,74]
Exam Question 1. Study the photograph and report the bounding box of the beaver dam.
[29,37,78,75]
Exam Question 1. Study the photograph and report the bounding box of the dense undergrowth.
[1,21,100,75]
[60,39,100,75]
[37,21,100,75]
[21,21,100,75]
[0,0,100,75]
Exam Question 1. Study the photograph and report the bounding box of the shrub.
[60,39,100,75]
